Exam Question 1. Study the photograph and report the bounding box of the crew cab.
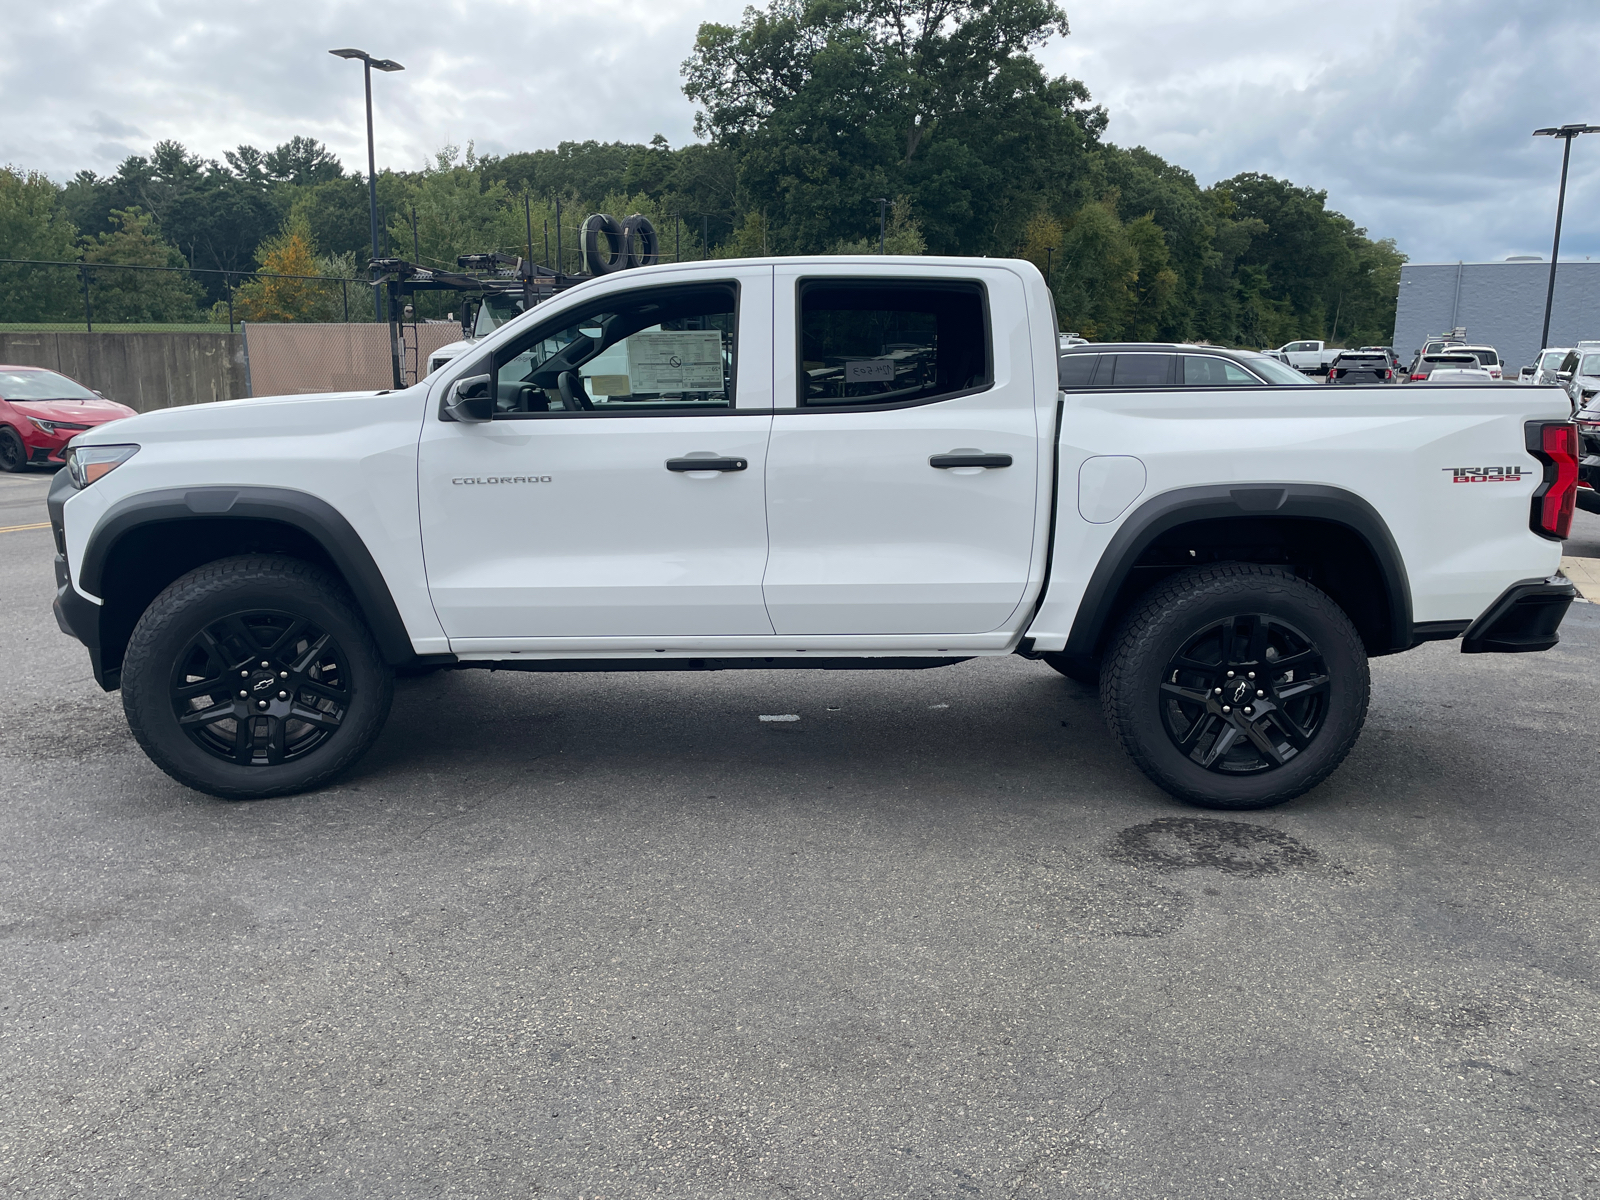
[48,256,1580,811]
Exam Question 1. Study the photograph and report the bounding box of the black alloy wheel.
[170,610,351,766]
[1157,613,1329,775]
[0,426,26,472]
[1100,563,1369,810]
[122,555,393,799]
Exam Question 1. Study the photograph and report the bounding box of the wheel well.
[96,518,349,682]
[1098,516,1396,658]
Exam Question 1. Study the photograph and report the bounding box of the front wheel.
[0,426,26,472]
[1100,563,1369,810]
[121,556,394,799]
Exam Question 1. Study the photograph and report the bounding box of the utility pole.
[1045,247,1054,287]
[876,197,889,254]
[1533,123,1600,351]
[330,49,404,325]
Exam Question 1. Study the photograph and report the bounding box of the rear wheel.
[0,426,26,472]
[121,556,393,799]
[1100,563,1369,810]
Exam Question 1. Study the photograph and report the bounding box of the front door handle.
[666,456,748,472]
[929,452,1013,469]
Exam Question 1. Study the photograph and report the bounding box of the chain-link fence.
[0,257,374,333]
[0,258,471,402]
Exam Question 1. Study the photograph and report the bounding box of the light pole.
[875,198,889,254]
[330,48,404,324]
[1532,123,1599,352]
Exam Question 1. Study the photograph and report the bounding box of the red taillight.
[1411,372,1427,381]
[1383,369,1392,380]
[1527,421,1578,539]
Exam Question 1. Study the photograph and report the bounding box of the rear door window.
[1181,356,1261,385]
[1105,354,1174,387]
[798,280,989,406]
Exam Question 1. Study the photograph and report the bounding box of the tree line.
[0,0,1403,346]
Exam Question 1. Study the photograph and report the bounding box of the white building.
[1394,259,1600,372]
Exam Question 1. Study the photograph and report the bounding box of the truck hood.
[10,396,136,423]
[70,385,427,446]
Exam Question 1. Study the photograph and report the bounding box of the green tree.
[81,208,204,323]
[1051,199,1138,340]
[0,166,81,321]
[682,0,1104,255]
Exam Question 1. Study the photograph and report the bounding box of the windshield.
[1580,353,1600,378]
[1541,350,1568,369]
[1240,353,1315,385]
[0,368,98,402]
[473,293,528,337]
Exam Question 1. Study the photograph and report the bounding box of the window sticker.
[627,331,724,393]
[845,360,895,383]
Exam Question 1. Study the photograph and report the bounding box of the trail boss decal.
[1443,466,1533,483]
[452,476,552,485]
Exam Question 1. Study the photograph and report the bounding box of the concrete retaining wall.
[0,330,247,412]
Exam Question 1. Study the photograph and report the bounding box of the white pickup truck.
[49,256,1580,811]
[1275,340,1344,374]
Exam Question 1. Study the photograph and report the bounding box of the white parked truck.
[50,256,1580,810]
[1274,340,1344,374]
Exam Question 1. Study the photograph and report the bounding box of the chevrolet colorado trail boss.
[49,257,1580,809]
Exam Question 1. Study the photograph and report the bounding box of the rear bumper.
[1460,575,1577,655]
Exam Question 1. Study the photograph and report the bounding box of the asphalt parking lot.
[2,466,1597,1199]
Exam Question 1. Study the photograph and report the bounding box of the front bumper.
[48,469,119,690]
[51,551,117,688]
[1460,575,1577,654]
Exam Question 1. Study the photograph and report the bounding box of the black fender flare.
[80,486,417,665]
[1061,483,1413,663]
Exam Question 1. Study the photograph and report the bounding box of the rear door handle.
[666,456,748,472]
[929,452,1013,469]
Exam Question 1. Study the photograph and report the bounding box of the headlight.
[26,417,89,436]
[64,444,139,488]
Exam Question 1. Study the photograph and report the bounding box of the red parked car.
[0,366,136,472]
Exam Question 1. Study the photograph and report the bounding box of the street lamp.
[1532,122,1599,352]
[330,48,404,323]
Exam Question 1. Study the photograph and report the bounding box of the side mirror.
[445,374,494,423]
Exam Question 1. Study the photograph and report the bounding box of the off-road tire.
[122,555,393,800]
[1100,562,1369,810]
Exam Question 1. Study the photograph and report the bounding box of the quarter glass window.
[1181,356,1261,385]
[490,283,735,416]
[799,280,988,406]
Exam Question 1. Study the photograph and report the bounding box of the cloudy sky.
[1,0,1595,264]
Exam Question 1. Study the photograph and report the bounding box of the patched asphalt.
[2,467,1597,1199]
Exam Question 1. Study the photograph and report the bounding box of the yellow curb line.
[0,521,50,533]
